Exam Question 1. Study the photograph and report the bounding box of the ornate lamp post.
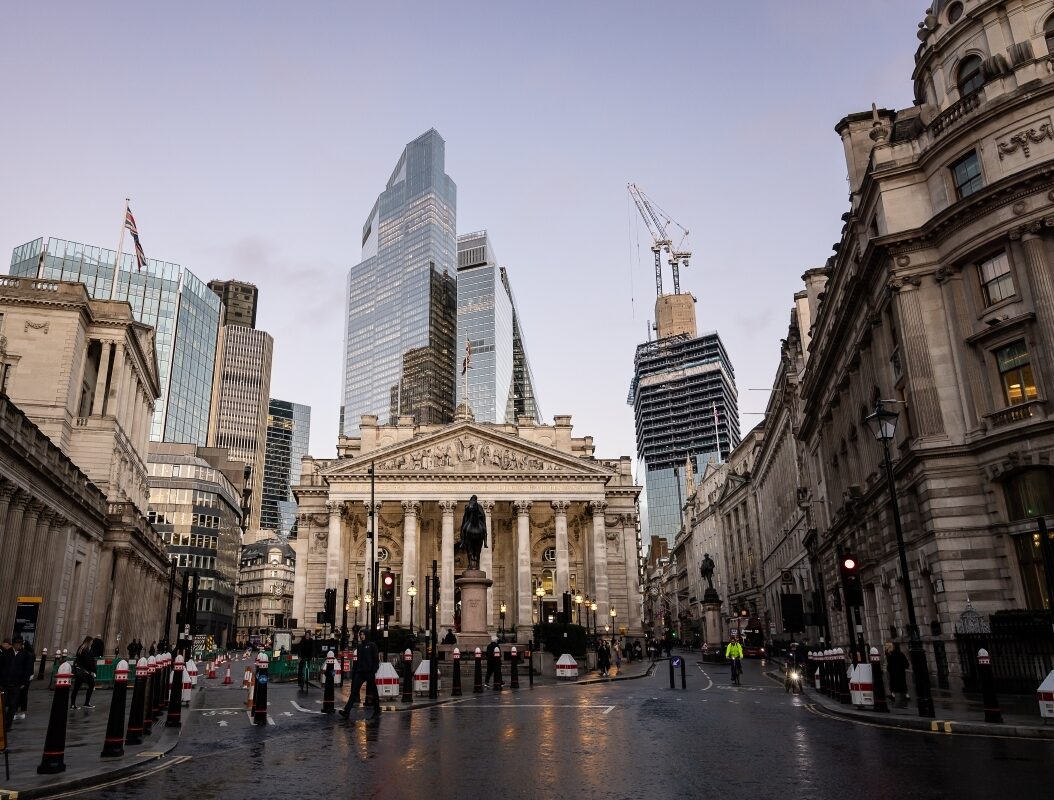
[865,400,935,718]
[499,601,507,639]
[610,607,617,640]
[352,598,360,627]
[575,593,584,625]
[535,586,545,626]
[590,601,598,639]
[408,581,417,636]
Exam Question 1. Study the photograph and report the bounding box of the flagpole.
[110,197,130,300]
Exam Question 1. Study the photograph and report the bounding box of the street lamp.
[500,601,507,639]
[590,601,598,639]
[535,585,545,625]
[408,581,417,636]
[353,597,360,627]
[865,400,935,718]
[575,593,583,625]
[610,607,617,639]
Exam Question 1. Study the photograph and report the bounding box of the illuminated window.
[995,341,1037,406]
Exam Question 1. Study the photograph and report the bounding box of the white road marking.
[292,700,322,714]
[268,714,276,726]
[218,720,228,726]
[440,703,616,713]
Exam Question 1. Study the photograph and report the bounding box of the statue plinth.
[702,593,723,645]
[455,569,493,653]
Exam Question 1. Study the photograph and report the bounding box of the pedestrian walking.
[70,636,98,709]
[613,639,622,674]
[297,631,314,690]
[339,630,379,719]
[886,642,910,708]
[0,638,17,732]
[633,641,642,661]
[597,639,611,676]
[11,637,34,720]
[484,636,501,688]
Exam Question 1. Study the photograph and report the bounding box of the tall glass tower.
[629,324,740,545]
[10,236,221,444]
[261,398,311,537]
[341,129,457,436]
[456,231,542,424]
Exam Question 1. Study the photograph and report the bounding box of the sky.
[0,0,924,474]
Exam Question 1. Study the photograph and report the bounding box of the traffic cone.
[223,664,232,685]
[207,660,216,679]
[242,666,252,688]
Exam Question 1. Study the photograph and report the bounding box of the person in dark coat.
[442,628,457,645]
[11,637,34,719]
[886,642,910,707]
[71,636,98,709]
[0,638,16,731]
[597,639,611,676]
[296,632,314,691]
[484,636,502,688]
[340,630,379,718]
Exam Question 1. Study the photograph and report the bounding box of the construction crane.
[628,183,691,296]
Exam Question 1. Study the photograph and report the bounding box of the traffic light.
[382,571,395,616]
[324,588,336,625]
[839,554,863,608]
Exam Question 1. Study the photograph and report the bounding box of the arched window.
[946,2,964,24]
[1004,468,1054,520]
[958,55,985,96]
[1045,16,1054,56]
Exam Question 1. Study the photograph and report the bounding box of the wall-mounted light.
[933,577,945,594]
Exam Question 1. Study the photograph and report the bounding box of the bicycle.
[730,657,742,686]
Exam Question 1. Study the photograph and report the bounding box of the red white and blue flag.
[461,339,472,375]
[125,205,148,270]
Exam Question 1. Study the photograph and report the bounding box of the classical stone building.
[291,412,642,640]
[236,537,295,644]
[0,277,174,649]
[798,0,1054,690]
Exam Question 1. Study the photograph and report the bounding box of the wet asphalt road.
[91,659,1054,800]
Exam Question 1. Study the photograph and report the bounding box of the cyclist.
[725,635,744,685]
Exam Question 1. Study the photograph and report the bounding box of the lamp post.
[408,581,417,636]
[353,598,360,627]
[590,601,598,639]
[610,607,617,640]
[535,586,545,626]
[575,593,583,625]
[500,602,506,640]
[865,400,935,718]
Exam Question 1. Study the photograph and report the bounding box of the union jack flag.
[461,339,472,375]
[125,205,148,270]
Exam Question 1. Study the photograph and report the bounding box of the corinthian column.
[514,501,532,630]
[481,500,495,626]
[0,493,32,628]
[590,500,610,618]
[401,500,420,627]
[439,500,457,627]
[325,501,344,593]
[552,500,570,598]
[1019,228,1054,357]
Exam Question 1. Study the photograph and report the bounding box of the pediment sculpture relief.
[375,434,559,473]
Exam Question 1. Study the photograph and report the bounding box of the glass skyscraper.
[456,231,542,424]
[10,236,221,444]
[341,129,457,436]
[261,398,311,537]
[629,327,740,545]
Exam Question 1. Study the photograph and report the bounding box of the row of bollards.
[37,652,186,774]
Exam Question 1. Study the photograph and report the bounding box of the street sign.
[671,656,682,669]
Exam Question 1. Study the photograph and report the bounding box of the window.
[958,55,984,96]
[947,2,964,23]
[1004,469,1054,520]
[1045,16,1054,56]
[978,252,1015,305]
[996,341,1038,406]
[1013,529,1054,610]
[952,151,984,198]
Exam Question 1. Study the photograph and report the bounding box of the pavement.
[0,651,654,798]
[766,659,1054,740]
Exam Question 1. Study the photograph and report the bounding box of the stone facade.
[291,413,642,641]
[0,278,173,650]
[236,537,295,644]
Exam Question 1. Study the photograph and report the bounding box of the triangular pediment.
[322,421,613,479]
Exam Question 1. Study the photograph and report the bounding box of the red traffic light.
[842,557,856,570]
[383,573,394,587]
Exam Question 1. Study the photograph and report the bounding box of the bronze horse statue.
[458,495,488,571]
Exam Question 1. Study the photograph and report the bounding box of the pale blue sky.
[0,0,924,469]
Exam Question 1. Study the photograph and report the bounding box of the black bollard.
[401,649,413,703]
[977,648,1003,724]
[821,651,830,695]
[149,655,162,722]
[669,658,676,689]
[322,651,335,714]
[837,649,851,704]
[473,648,483,694]
[493,646,504,691]
[869,648,889,713]
[165,655,185,728]
[101,660,129,758]
[681,656,687,689]
[527,642,534,689]
[510,647,519,690]
[125,657,149,745]
[142,658,156,736]
[37,662,73,774]
[253,653,269,726]
[451,648,462,696]
[37,647,48,680]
